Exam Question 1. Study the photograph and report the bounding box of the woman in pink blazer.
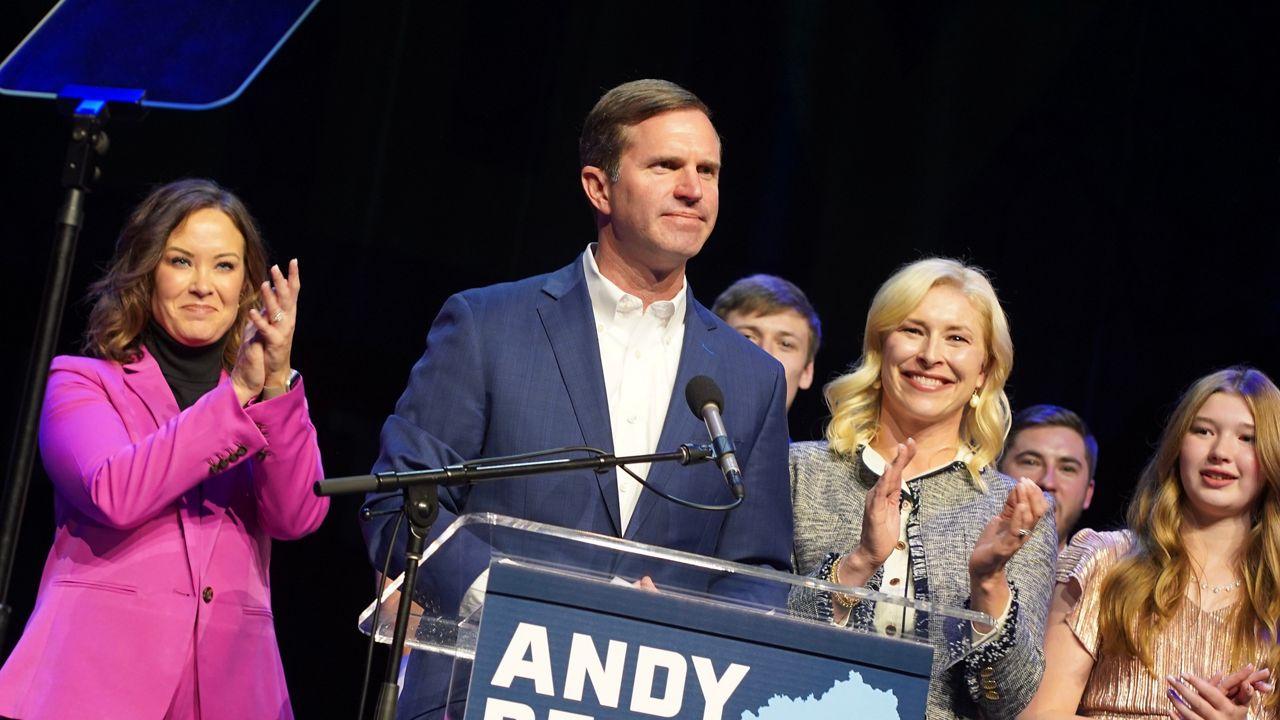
[0,179,329,719]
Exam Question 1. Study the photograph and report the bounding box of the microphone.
[685,375,745,500]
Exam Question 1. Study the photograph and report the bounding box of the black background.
[1,2,1278,716]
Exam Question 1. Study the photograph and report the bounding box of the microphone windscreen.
[685,375,726,418]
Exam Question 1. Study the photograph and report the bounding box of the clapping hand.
[230,259,301,405]
[1212,664,1273,707]
[1168,670,1268,720]
[248,259,300,400]
[840,439,918,587]
[969,477,1049,579]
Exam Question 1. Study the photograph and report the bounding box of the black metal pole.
[0,109,106,655]
[373,483,437,720]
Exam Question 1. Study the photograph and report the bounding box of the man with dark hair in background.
[363,79,792,719]
[999,404,1098,552]
[713,274,821,412]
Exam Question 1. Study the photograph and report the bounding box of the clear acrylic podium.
[360,513,994,720]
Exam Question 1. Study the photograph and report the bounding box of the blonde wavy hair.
[83,179,269,370]
[824,258,1013,482]
[1098,367,1280,703]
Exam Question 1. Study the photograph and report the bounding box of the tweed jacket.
[788,441,1056,720]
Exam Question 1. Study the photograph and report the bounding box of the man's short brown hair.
[712,274,822,363]
[579,79,712,182]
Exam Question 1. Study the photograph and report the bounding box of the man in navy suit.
[363,79,792,719]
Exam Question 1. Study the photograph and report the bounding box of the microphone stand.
[314,444,713,720]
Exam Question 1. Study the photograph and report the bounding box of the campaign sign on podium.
[360,514,992,720]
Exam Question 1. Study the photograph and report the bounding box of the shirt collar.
[860,443,974,479]
[582,244,687,325]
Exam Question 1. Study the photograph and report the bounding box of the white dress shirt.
[582,245,686,534]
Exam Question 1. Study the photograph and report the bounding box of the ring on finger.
[1015,528,1031,538]
[270,310,286,324]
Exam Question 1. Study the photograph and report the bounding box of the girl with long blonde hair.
[1022,366,1280,720]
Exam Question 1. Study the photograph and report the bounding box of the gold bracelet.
[829,554,858,609]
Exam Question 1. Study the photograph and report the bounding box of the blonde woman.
[790,257,1056,719]
[1022,367,1280,720]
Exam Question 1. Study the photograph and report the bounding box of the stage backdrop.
[1,2,1277,716]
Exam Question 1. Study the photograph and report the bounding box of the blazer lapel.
[121,348,179,431]
[624,298,721,540]
[536,262,622,535]
[121,347,226,590]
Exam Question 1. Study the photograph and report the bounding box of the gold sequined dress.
[1060,529,1272,720]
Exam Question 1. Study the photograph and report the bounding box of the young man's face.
[724,308,814,410]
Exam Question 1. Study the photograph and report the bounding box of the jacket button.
[235,445,247,457]
[984,690,1000,700]
[208,464,218,475]
[202,586,214,603]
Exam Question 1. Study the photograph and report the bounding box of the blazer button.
[984,690,1000,701]
[235,445,247,457]
[255,449,268,461]
[208,464,219,475]
[202,586,214,603]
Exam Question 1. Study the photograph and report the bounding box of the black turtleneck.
[142,321,226,410]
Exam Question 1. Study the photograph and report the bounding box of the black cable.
[358,509,404,720]
[463,445,742,512]
[615,460,741,512]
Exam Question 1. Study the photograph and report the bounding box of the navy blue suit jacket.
[363,257,792,718]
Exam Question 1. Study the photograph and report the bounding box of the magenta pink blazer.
[0,348,328,719]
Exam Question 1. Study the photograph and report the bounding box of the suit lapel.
[624,298,720,540]
[121,347,227,590]
[537,262,622,535]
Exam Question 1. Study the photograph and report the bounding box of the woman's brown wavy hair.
[83,179,269,370]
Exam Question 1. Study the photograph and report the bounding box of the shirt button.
[202,586,214,603]
[895,541,907,551]
[634,350,641,359]
[626,415,637,424]
[888,577,901,587]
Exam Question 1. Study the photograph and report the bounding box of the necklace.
[1191,575,1242,594]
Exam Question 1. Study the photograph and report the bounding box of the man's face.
[999,425,1094,545]
[584,109,721,274]
[723,309,814,410]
